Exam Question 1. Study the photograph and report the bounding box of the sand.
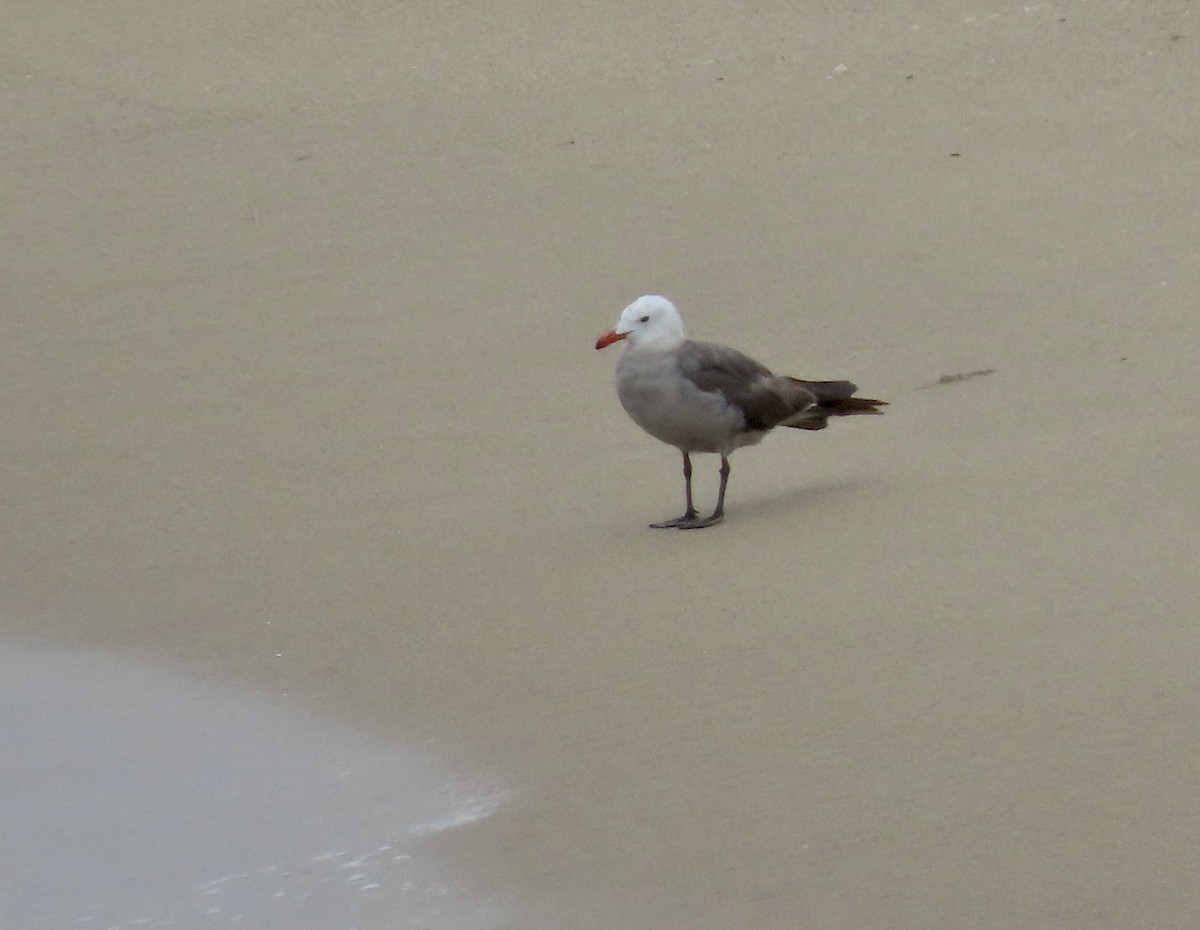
[3,2,1200,927]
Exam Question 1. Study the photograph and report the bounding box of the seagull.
[595,295,885,529]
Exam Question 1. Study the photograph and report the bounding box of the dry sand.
[4,2,1200,927]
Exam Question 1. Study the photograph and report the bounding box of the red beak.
[594,329,627,350]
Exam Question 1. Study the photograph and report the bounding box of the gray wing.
[676,340,817,432]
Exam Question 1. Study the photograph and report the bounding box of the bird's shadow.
[733,476,872,522]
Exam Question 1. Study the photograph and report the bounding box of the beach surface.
[4,2,1200,927]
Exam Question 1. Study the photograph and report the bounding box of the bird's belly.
[616,378,745,453]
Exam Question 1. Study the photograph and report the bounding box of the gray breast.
[614,349,748,453]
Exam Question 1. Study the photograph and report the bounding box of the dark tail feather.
[783,379,887,431]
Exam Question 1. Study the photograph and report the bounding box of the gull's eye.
[639,315,650,323]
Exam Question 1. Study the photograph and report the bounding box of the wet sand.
[4,2,1200,927]
[1,645,509,928]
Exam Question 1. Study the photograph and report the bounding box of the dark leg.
[683,451,696,516]
[677,454,729,530]
[649,451,700,528]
